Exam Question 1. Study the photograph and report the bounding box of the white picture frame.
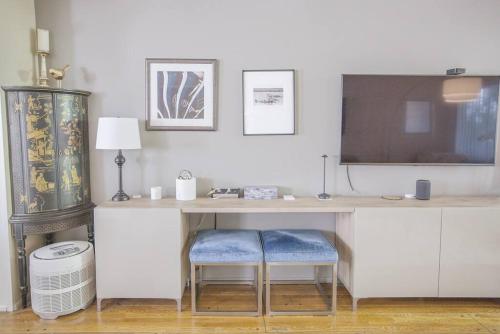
[243,70,295,135]
[146,58,218,131]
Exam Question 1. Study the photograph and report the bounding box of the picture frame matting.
[242,69,296,136]
[145,58,218,131]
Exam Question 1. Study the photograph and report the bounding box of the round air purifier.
[30,241,95,319]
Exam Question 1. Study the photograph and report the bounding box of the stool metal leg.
[199,265,204,287]
[254,266,257,288]
[257,263,263,316]
[332,262,337,315]
[265,263,271,316]
[191,263,197,314]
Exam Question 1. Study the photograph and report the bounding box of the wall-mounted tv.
[340,75,500,165]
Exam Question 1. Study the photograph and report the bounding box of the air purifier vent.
[30,241,95,320]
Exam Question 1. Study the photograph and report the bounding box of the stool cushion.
[189,229,263,263]
[261,230,338,263]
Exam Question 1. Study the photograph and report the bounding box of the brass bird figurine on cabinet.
[49,65,70,88]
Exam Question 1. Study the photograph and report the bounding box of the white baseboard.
[0,298,22,312]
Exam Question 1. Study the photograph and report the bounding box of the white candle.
[150,186,162,200]
[37,28,50,53]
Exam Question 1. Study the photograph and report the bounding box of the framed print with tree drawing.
[146,58,218,130]
[243,69,295,135]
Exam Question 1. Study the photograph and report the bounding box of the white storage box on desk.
[30,241,95,319]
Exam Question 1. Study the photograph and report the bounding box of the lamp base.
[317,193,331,200]
[112,190,130,201]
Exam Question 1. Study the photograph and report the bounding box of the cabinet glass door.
[56,94,84,209]
[20,91,58,213]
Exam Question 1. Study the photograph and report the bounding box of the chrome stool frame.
[191,262,263,316]
[265,261,337,316]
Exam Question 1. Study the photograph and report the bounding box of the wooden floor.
[0,284,499,334]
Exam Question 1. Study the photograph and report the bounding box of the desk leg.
[352,297,359,311]
[176,298,182,312]
[14,225,28,308]
[96,298,103,312]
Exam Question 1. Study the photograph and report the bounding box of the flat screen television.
[340,75,500,165]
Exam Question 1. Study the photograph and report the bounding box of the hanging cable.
[346,164,355,192]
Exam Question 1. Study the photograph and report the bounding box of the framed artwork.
[242,69,295,135]
[146,58,218,130]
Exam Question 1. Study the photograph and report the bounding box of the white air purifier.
[30,241,95,319]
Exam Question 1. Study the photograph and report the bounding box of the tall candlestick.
[36,29,50,87]
[38,54,49,87]
[36,29,50,53]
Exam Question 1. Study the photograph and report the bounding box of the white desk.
[94,196,500,311]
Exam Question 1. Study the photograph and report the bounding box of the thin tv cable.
[346,164,356,192]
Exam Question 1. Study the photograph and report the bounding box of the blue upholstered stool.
[261,229,338,316]
[189,229,263,316]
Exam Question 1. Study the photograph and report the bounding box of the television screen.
[340,75,500,165]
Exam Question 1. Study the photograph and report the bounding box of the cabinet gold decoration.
[2,86,95,309]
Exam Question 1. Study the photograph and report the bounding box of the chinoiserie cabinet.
[1,86,95,308]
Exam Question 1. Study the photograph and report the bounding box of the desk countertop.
[97,196,500,213]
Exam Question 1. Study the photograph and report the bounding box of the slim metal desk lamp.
[318,154,331,200]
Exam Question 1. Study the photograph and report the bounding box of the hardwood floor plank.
[471,313,500,333]
[0,286,498,334]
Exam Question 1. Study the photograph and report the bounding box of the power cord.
[346,164,356,192]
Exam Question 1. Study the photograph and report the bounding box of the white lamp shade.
[443,77,482,103]
[96,117,142,150]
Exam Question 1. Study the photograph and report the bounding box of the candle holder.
[37,51,50,87]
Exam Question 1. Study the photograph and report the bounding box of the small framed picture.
[242,70,295,135]
[146,58,218,131]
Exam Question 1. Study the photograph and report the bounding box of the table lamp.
[96,117,141,201]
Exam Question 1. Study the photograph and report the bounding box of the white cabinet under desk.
[93,196,500,312]
[439,208,500,298]
[345,208,442,299]
[336,202,500,310]
[94,207,189,311]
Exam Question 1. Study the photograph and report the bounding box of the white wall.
[0,0,37,311]
[34,0,500,278]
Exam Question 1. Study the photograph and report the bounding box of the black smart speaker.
[416,180,431,200]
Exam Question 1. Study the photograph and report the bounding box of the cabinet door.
[94,208,184,299]
[80,96,91,204]
[18,91,58,213]
[55,94,84,209]
[354,208,442,298]
[440,208,500,297]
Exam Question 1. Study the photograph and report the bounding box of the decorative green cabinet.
[2,86,95,308]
